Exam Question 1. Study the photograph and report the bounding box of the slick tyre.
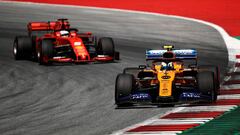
[97,37,115,57]
[197,71,216,102]
[31,36,38,61]
[13,36,33,60]
[38,39,54,65]
[198,65,220,91]
[115,73,134,107]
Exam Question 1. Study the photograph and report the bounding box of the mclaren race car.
[13,19,119,65]
[115,45,220,107]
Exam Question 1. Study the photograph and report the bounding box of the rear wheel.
[115,73,135,107]
[13,36,32,60]
[38,39,54,65]
[97,37,115,57]
[198,65,220,90]
[197,71,216,102]
[31,36,38,61]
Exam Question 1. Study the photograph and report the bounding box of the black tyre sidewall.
[115,74,134,105]
[31,36,38,61]
[197,71,216,102]
[13,36,32,60]
[97,37,115,56]
[198,65,220,91]
[39,39,54,65]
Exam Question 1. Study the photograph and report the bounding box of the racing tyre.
[38,39,54,65]
[31,36,38,61]
[97,37,115,57]
[197,71,216,102]
[114,51,120,60]
[198,65,220,90]
[13,36,33,60]
[115,73,134,107]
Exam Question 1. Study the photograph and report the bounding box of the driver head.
[60,30,69,37]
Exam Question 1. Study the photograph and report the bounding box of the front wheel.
[115,73,135,107]
[38,39,54,65]
[97,37,115,57]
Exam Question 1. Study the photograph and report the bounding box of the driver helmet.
[161,62,167,70]
[60,30,69,37]
[161,62,174,70]
[168,62,174,69]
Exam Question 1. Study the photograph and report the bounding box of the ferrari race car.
[13,19,119,65]
[115,45,220,107]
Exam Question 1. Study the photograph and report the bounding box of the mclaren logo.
[161,76,171,79]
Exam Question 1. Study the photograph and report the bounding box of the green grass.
[235,36,240,40]
[180,107,240,135]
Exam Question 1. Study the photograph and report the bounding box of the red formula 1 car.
[13,19,119,65]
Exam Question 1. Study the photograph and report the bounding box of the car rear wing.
[28,22,56,32]
[146,49,197,60]
[27,19,70,35]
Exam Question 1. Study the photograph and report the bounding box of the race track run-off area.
[0,1,240,135]
[5,0,240,36]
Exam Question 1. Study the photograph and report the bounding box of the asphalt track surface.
[0,2,228,135]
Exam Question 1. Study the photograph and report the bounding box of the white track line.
[218,94,240,99]
[150,119,208,125]
[111,107,186,135]
[123,131,182,135]
[221,84,240,90]
[176,105,236,112]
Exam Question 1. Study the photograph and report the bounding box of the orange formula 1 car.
[13,19,119,65]
[115,45,220,107]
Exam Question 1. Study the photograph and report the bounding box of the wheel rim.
[37,51,42,63]
[13,43,17,56]
[37,51,40,59]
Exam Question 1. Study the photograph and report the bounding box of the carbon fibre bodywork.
[13,19,119,64]
[115,46,220,106]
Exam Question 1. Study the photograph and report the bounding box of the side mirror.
[139,65,147,69]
